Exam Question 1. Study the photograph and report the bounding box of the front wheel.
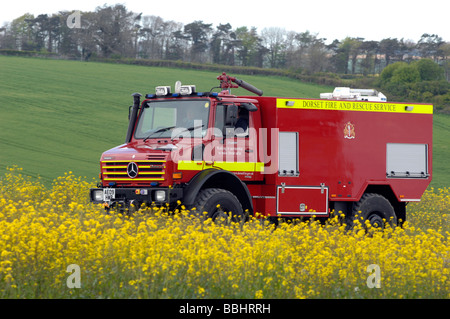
[348,193,397,229]
[193,188,245,223]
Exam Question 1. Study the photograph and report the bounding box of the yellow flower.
[0,168,448,298]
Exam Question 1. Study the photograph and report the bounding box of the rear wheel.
[193,188,245,223]
[349,193,397,229]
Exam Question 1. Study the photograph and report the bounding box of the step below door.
[276,185,329,216]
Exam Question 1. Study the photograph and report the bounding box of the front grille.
[147,154,166,161]
[101,159,166,183]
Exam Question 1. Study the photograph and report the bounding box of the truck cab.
[90,75,263,221]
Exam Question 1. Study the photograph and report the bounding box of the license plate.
[103,188,116,201]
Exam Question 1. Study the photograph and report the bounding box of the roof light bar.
[180,85,196,96]
[155,86,171,96]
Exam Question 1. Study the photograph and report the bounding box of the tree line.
[0,4,449,109]
[0,4,448,74]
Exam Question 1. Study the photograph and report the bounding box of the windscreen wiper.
[143,126,176,142]
[171,124,204,141]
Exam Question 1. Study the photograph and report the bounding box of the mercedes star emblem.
[127,162,139,178]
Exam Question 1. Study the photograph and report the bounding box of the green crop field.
[0,55,449,188]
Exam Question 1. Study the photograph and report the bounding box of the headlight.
[93,190,103,202]
[155,190,166,202]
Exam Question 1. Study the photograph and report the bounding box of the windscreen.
[134,99,210,139]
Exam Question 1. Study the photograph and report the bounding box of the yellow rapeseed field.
[0,166,449,298]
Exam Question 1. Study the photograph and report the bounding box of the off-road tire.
[349,193,397,229]
[193,188,245,223]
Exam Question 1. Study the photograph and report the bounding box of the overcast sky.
[1,0,448,43]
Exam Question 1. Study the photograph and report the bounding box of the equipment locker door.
[276,185,329,215]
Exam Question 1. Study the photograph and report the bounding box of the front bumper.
[89,187,183,206]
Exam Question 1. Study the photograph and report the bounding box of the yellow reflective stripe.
[103,172,163,175]
[178,160,264,172]
[104,178,164,181]
[212,161,256,172]
[277,98,433,114]
[138,172,165,175]
[101,160,166,163]
[255,162,265,173]
[178,160,203,170]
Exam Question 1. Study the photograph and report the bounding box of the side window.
[214,104,225,136]
[235,107,249,137]
[214,104,251,138]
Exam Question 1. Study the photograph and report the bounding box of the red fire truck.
[90,73,433,227]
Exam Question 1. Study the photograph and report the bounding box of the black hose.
[234,78,263,96]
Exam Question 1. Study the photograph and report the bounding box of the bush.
[379,60,449,109]
[0,49,58,58]
[412,80,450,96]
[379,62,406,85]
[414,59,445,81]
[391,64,421,84]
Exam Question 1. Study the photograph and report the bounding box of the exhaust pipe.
[125,92,142,143]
